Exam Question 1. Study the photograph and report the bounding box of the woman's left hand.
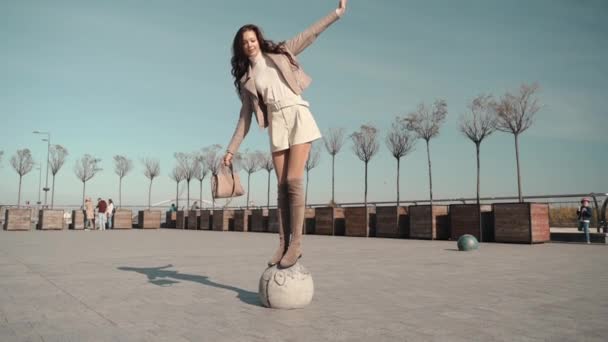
[336,0,347,17]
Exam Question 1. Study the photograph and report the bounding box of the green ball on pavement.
[457,234,479,251]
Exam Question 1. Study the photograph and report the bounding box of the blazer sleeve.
[284,9,341,56]
[226,93,253,155]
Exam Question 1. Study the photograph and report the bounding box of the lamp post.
[33,130,51,208]
[36,164,42,208]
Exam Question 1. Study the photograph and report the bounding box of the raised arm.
[284,0,347,56]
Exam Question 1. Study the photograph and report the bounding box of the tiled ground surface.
[0,229,606,342]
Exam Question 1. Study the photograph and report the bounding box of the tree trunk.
[476,142,482,242]
[364,161,368,208]
[476,143,481,206]
[148,179,153,210]
[246,172,251,209]
[118,177,123,209]
[331,154,336,204]
[305,169,310,207]
[199,180,203,209]
[51,174,56,209]
[175,181,179,210]
[187,180,191,209]
[82,181,86,207]
[396,157,400,207]
[426,139,434,206]
[266,171,270,209]
[17,175,23,207]
[514,133,523,203]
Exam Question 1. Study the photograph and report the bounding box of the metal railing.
[2,192,606,232]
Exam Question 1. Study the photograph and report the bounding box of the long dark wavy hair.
[231,24,298,95]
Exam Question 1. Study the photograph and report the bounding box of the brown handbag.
[211,164,245,199]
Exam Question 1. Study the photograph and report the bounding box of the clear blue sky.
[1,0,606,207]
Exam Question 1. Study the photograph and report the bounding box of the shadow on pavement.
[117,264,261,307]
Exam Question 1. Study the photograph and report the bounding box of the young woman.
[223,0,347,268]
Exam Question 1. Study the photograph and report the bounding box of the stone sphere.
[258,262,314,309]
[457,234,479,251]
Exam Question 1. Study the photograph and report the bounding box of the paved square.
[0,229,606,341]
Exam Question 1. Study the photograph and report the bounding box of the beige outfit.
[226,9,341,154]
[85,200,94,219]
[249,53,322,152]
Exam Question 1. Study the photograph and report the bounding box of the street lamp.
[33,130,51,208]
[36,164,42,207]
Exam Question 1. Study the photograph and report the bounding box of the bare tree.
[193,152,209,209]
[323,127,346,205]
[495,83,541,203]
[386,117,416,207]
[460,94,497,207]
[202,145,223,209]
[404,99,448,206]
[304,143,321,207]
[142,158,160,210]
[48,145,69,208]
[261,153,274,208]
[169,164,186,210]
[74,154,102,207]
[175,152,198,209]
[113,155,133,209]
[241,150,264,209]
[10,149,35,207]
[350,124,380,208]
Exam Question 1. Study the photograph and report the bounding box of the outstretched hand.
[336,0,347,17]
[223,153,233,167]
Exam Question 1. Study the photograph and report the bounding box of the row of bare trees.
[320,83,540,208]
[6,146,68,208]
[2,83,540,209]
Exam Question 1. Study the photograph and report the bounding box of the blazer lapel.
[240,64,257,97]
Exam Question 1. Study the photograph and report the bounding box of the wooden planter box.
[234,209,251,232]
[4,208,32,231]
[187,210,199,230]
[493,203,550,244]
[199,210,211,230]
[449,204,493,242]
[165,212,176,228]
[304,208,316,235]
[137,210,161,229]
[314,207,345,236]
[267,209,280,233]
[375,206,409,238]
[250,209,268,232]
[113,209,133,229]
[38,209,64,230]
[212,209,234,231]
[71,210,85,230]
[176,210,187,229]
[409,205,449,240]
[345,206,376,237]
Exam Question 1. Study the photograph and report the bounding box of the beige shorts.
[268,104,322,152]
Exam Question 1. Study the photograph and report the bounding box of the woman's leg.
[267,149,291,266]
[280,142,311,268]
[583,221,590,244]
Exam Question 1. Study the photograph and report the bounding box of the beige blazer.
[226,10,341,154]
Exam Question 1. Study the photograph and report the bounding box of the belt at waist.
[266,98,309,111]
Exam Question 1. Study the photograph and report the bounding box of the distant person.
[84,197,95,230]
[169,204,177,213]
[191,201,200,210]
[107,199,115,229]
[577,198,593,244]
[96,198,108,230]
